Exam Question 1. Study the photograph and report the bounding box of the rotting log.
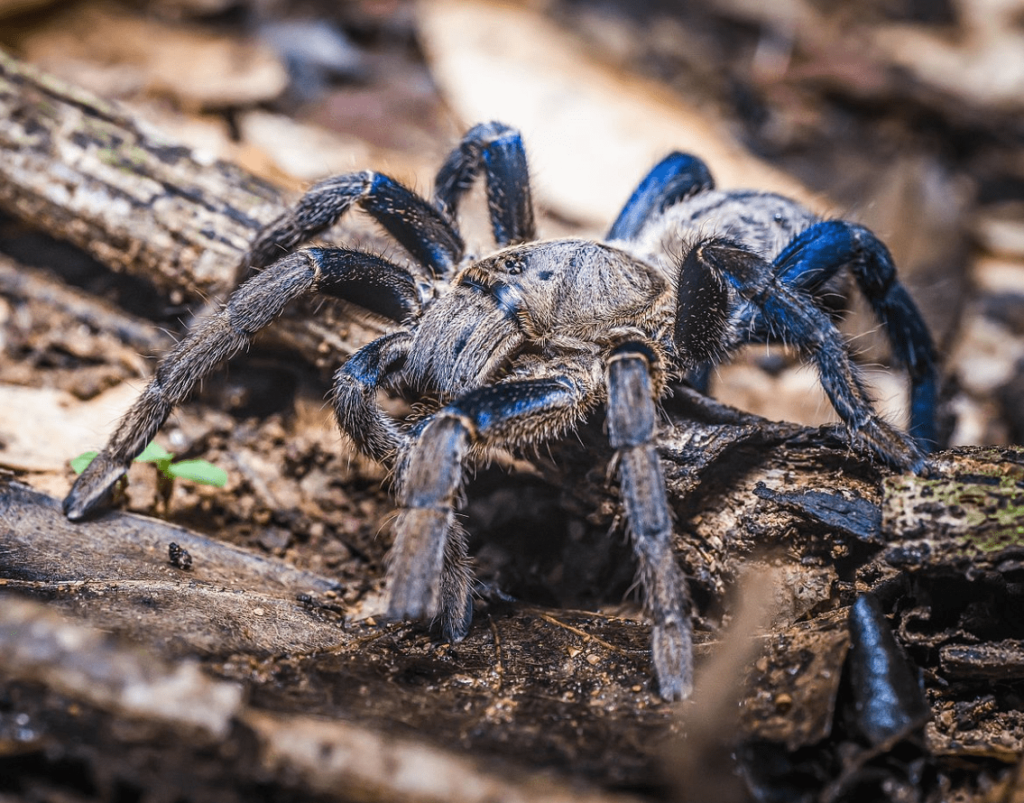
[0,48,279,299]
[0,594,647,803]
[0,47,381,368]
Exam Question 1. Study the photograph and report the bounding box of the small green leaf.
[70,451,99,474]
[165,459,228,487]
[135,442,174,463]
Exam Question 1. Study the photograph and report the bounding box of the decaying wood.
[0,253,171,355]
[0,47,382,369]
[0,425,861,799]
[4,432,1022,798]
[0,595,645,803]
[0,48,278,299]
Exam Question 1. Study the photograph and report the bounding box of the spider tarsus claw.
[853,419,925,475]
[438,593,474,643]
[385,586,433,625]
[61,492,90,521]
[906,450,927,475]
[63,455,126,521]
[651,619,694,701]
[385,506,452,627]
[657,678,690,703]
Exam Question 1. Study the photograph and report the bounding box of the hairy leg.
[387,372,596,641]
[64,248,421,520]
[771,221,939,449]
[332,332,412,465]
[607,152,715,241]
[607,342,694,700]
[432,121,536,247]
[243,172,463,280]
[676,239,923,471]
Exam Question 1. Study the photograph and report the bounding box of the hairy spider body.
[64,122,938,700]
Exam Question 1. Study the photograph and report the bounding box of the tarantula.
[64,122,938,700]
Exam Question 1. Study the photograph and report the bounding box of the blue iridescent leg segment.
[64,248,423,520]
[386,376,585,642]
[433,121,536,246]
[675,239,923,471]
[244,172,463,279]
[607,152,715,241]
[607,343,694,700]
[771,221,939,448]
[333,331,413,464]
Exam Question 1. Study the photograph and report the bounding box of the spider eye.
[504,257,525,275]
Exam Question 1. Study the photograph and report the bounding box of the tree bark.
[0,47,381,369]
[0,48,279,299]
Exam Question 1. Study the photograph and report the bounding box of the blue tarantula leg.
[432,121,536,246]
[386,415,473,642]
[607,152,715,241]
[683,240,924,472]
[313,248,423,321]
[244,172,463,279]
[607,343,694,701]
[772,221,939,449]
[63,248,422,521]
[333,332,412,464]
[387,378,586,642]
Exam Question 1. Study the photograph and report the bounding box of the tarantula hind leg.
[677,239,924,472]
[63,247,422,521]
[771,220,939,450]
[385,377,587,644]
[607,343,694,700]
[607,151,714,241]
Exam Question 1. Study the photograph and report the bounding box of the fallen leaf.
[0,381,138,472]
[417,0,818,226]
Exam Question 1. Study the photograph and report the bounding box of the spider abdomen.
[635,189,821,266]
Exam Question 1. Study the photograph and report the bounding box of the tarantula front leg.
[64,248,422,520]
[386,374,594,643]
[432,121,536,246]
[677,239,924,472]
[770,221,939,449]
[388,353,694,699]
[243,171,463,279]
[332,332,413,465]
[607,342,694,700]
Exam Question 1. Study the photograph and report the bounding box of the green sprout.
[71,442,227,514]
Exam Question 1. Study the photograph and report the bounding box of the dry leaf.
[16,1,288,109]
[417,0,818,226]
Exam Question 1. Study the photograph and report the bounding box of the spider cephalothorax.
[64,122,938,700]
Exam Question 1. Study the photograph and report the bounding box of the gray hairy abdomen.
[630,190,822,264]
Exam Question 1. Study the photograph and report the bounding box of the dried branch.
[0,48,277,299]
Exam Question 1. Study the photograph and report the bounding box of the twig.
[531,609,631,657]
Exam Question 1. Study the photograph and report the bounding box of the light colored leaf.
[135,442,175,464]
[70,451,99,475]
[166,459,228,487]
